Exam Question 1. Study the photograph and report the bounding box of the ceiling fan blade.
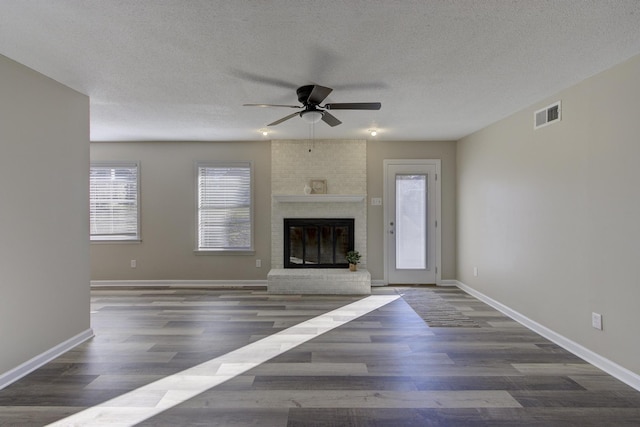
[230,69,297,90]
[321,111,342,127]
[243,103,300,108]
[324,102,381,110]
[268,112,300,126]
[307,85,333,105]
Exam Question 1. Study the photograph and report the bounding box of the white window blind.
[197,163,252,251]
[90,161,140,241]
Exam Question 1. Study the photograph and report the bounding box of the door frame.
[383,159,442,285]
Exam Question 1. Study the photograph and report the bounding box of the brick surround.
[270,139,367,268]
[269,139,370,294]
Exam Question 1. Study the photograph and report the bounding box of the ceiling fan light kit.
[300,110,323,124]
[244,84,381,128]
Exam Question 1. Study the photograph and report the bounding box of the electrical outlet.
[371,197,382,206]
[256,259,261,268]
[592,312,603,330]
[473,266,478,277]
[130,260,137,268]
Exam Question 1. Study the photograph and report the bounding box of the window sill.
[91,238,142,244]
[194,249,255,256]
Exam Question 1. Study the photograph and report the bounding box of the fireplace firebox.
[284,218,354,268]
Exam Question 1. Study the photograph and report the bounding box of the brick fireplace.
[268,139,370,294]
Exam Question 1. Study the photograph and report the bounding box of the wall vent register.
[534,100,561,129]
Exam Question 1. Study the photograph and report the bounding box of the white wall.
[457,54,640,375]
[0,55,90,376]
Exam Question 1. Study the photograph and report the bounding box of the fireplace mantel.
[273,194,365,203]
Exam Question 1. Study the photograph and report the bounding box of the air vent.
[534,101,561,129]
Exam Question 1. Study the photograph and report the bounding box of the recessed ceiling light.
[259,128,269,136]
[368,129,378,137]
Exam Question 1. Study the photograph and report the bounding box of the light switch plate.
[592,312,603,330]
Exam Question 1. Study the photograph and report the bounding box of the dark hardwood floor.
[0,286,639,426]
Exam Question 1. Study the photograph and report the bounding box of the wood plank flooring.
[0,286,639,426]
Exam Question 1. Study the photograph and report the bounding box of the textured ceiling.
[1,1,640,141]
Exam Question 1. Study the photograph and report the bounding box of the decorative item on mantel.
[346,250,361,271]
[310,179,327,194]
[304,184,312,194]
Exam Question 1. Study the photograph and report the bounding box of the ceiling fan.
[243,84,381,127]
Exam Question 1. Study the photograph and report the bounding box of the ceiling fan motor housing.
[296,85,316,105]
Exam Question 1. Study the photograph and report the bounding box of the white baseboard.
[455,281,640,392]
[0,328,94,390]
[91,280,268,288]
[371,279,456,287]
[437,279,457,287]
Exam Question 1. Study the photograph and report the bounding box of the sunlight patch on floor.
[46,295,400,427]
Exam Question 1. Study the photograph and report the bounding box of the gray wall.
[90,141,272,281]
[457,54,640,375]
[90,140,457,283]
[366,140,457,280]
[0,55,90,375]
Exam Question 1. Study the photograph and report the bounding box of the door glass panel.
[396,174,426,269]
[319,226,333,264]
[289,226,304,265]
[334,226,349,263]
[303,227,318,265]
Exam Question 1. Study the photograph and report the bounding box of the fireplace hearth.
[284,218,354,268]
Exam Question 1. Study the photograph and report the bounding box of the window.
[90,161,140,241]
[196,162,253,252]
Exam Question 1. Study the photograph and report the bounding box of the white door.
[384,160,440,284]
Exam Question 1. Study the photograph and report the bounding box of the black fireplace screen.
[284,218,354,268]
